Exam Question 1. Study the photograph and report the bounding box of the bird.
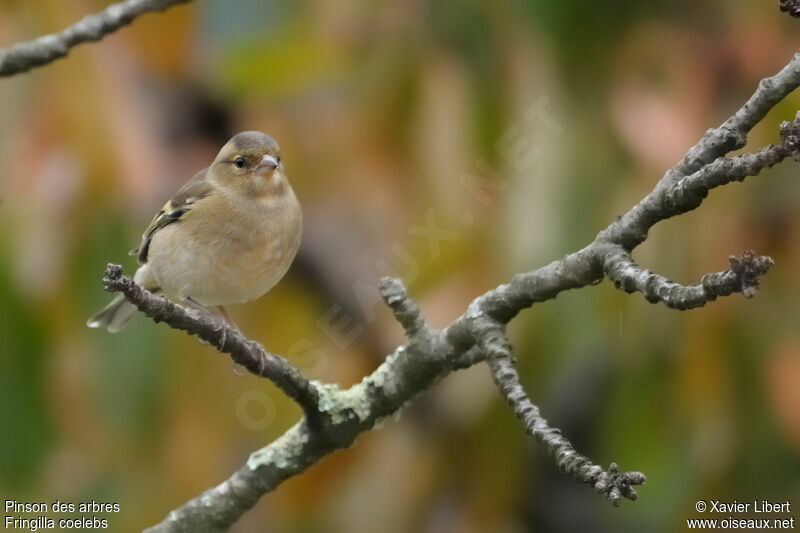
[88,131,302,333]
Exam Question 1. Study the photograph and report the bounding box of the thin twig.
[604,249,774,309]
[0,0,191,77]
[471,317,645,504]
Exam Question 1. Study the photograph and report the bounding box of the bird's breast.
[147,193,302,306]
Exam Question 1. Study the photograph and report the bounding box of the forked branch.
[133,63,800,529]
[7,0,797,529]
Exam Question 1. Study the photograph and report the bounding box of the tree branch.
[0,0,191,77]
[471,317,645,504]
[0,0,791,527]
[604,248,774,309]
[380,277,429,339]
[144,279,461,532]
[101,264,320,417]
[91,49,800,532]
[597,55,800,251]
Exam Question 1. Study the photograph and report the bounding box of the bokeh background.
[1,0,800,531]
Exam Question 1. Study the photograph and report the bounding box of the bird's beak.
[256,154,279,176]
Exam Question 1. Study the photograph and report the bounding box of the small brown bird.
[88,131,302,332]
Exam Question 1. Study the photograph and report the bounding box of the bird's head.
[211,131,290,201]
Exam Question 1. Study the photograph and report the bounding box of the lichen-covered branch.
[0,0,791,528]
[98,47,800,533]
[136,49,800,530]
[101,264,320,416]
[0,0,191,77]
[145,281,459,532]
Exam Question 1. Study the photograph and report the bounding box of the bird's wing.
[131,168,214,264]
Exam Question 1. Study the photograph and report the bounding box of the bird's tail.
[86,294,138,333]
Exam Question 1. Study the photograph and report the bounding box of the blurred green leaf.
[0,246,55,487]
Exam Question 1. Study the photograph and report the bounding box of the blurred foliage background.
[1,0,799,531]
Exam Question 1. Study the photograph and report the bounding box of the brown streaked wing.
[130,168,214,264]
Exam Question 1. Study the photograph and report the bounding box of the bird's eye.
[234,157,246,169]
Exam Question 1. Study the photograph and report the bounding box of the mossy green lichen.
[248,347,412,470]
[311,348,406,426]
[247,422,309,470]
[365,348,403,397]
[312,381,372,425]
